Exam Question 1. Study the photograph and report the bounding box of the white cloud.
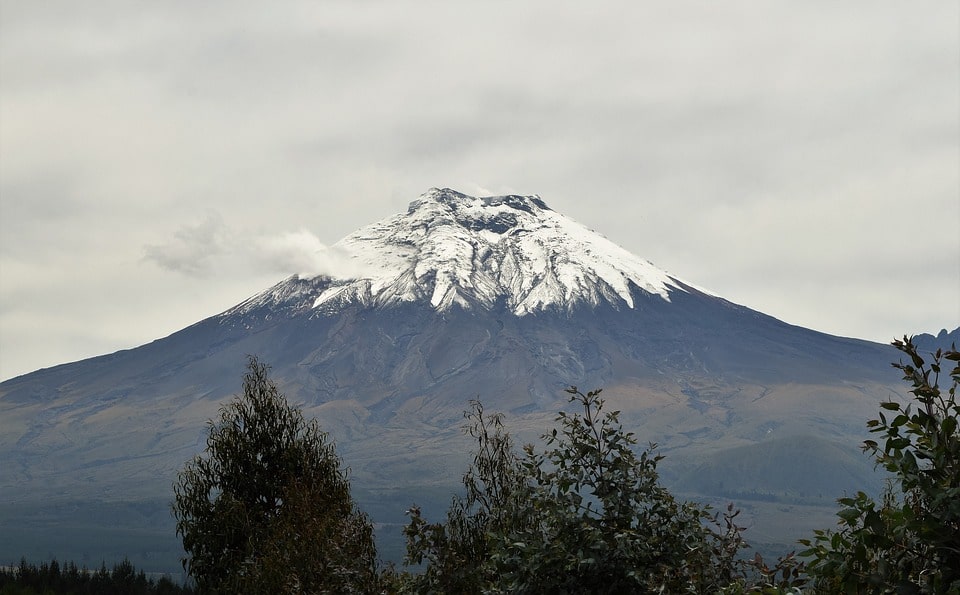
[253,230,371,279]
[141,216,373,280]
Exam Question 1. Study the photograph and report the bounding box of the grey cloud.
[142,213,227,276]
[0,174,83,226]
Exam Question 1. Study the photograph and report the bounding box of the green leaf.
[838,507,861,524]
[942,416,957,437]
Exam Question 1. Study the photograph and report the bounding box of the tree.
[489,388,747,593]
[173,357,378,594]
[403,400,531,593]
[801,337,960,593]
[403,388,792,593]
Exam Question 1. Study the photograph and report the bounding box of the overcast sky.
[1,1,958,381]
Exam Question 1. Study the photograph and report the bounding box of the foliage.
[403,388,806,594]
[801,337,960,593]
[0,557,191,594]
[172,357,379,594]
[492,388,735,592]
[402,401,531,593]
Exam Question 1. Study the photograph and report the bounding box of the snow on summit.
[302,188,689,315]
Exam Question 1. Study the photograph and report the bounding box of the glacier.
[243,188,694,317]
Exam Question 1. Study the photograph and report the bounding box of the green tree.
[403,388,792,593]
[491,388,748,593]
[173,357,378,594]
[801,337,960,593]
[403,400,531,593]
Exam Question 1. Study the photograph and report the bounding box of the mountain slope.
[0,188,915,571]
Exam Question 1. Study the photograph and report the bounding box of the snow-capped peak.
[303,188,689,314]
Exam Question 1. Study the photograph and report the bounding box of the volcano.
[0,188,919,571]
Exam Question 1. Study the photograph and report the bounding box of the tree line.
[0,558,192,595]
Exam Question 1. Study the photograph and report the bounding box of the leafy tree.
[490,388,747,593]
[403,401,531,593]
[172,357,378,594]
[801,337,960,593]
[403,388,797,593]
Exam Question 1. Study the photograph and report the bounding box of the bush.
[801,337,960,593]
